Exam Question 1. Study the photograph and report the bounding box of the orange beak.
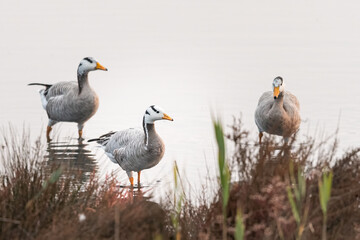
[273,86,280,99]
[162,113,173,121]
[96,62,108,71]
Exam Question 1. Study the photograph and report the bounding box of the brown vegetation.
[199,118,360,240]
[1,119,359,239]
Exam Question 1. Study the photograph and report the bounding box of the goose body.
[255,76,300,143]
[29,57,107,141]
[89,105,173,186]
[40,81,99,123]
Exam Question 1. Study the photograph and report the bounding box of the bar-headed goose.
[88,105,173,187]
[255,76,300,144]
[29,57,108,141]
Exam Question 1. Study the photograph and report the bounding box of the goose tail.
[28,83,53,89]
[88,131,116,146]
[28,83,53,109]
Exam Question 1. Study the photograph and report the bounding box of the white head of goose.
[255,76,300,144]
[272,76,285,99]
[88,105,173,187]
[77,57,107,94]
[28,57,108,141]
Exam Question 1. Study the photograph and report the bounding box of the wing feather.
[104,128,148,171]
[45,81,78,100]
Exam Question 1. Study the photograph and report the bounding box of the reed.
[286,161,309,240]
[318,171,333,240]
[235,209,245,240]
[213,117,231,240]
[171,161,184,240]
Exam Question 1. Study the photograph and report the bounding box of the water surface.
[1,1,359,194]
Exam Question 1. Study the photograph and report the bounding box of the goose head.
[144,105,174,124]
[77,57,108,75]
[272,76,284,99]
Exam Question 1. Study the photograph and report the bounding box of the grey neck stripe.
[77,73,88,95]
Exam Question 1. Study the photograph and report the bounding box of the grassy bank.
[1,119,359,239]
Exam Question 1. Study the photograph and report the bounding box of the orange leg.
[129,177,134,187]
[78,130,83,140]
[77,123,84,140]
[259,132,263,144]
[137,171,141,187]
[46,126,52,142]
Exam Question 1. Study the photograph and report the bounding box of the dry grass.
[198,117,360,240]
[0,131,168,240]
[1,119,360,240]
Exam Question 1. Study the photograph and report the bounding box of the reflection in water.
[45,140,98,185]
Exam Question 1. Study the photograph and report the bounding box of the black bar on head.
[150,105,159,113]
[84,57,93,63]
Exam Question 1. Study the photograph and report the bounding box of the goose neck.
[273,92,284,106]
[143,117,157,146]
[77,72,90,94]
